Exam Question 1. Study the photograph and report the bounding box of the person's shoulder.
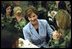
[38,19,47,22]
[23,22,30,30]
[38,19,48,24]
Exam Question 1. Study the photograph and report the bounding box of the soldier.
[1,3,14,31]
[12,6,28,39]
[48,7,71,48]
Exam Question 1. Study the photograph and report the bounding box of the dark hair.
[5,3,11,9]
[58,1,66,10]
[4,3,13,16]
[25,6,38,20]
[1,29,19,48]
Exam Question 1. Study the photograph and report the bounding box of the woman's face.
[15,12,22,16]
[28,12,38,25]
[6,6,11,15]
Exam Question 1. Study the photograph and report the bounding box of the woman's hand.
[52,30,62,40]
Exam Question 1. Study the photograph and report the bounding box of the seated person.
[23,6,60,48]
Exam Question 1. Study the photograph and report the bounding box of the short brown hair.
[25,6,38,18]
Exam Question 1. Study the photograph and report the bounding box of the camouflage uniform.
[1,14,13,31]
[12,17,28,39]
[48,29,71,48]
[48,9,71,48]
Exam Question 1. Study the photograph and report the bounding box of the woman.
[12,6,28,39]
[56,10,71,48]
[1,3,14,31]
[23,6,60,48]
[48,8,71,48]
